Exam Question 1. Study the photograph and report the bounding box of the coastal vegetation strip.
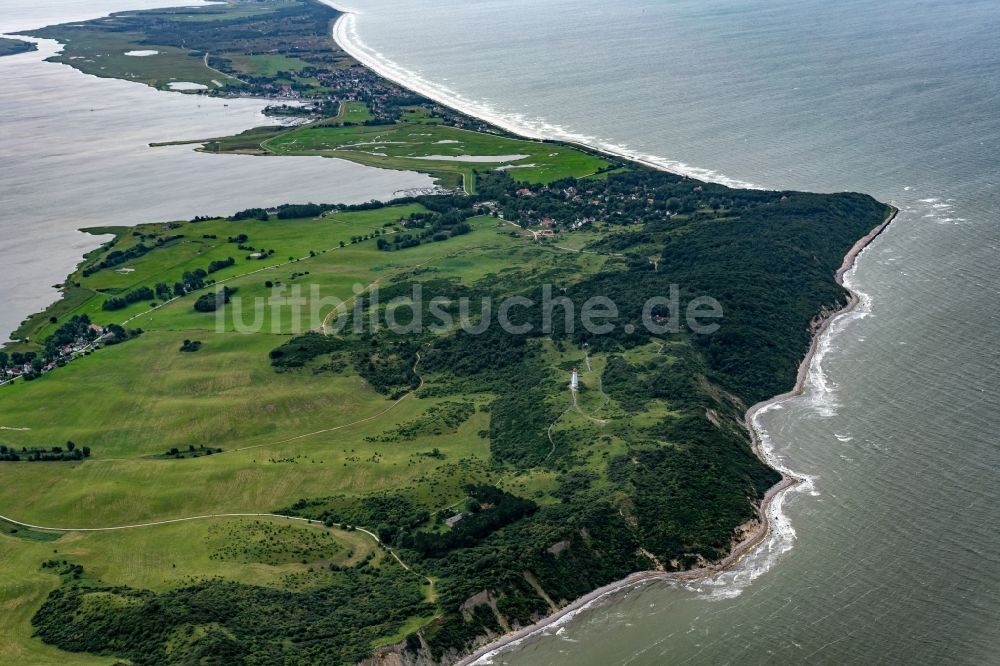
[2,1,895,664]
[25,0,612,192]
[0,37,37,57]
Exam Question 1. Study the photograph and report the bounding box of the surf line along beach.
[453,205,898,664]
[317,3,904,659]
[323,2,757,190]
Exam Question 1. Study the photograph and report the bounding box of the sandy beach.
[322,4,758,190]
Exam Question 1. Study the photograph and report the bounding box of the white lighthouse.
[570,367,579,391]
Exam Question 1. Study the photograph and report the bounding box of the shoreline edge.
[455,205,898,664]
[319,7,902,664]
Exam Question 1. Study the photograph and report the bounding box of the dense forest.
[32,562,431,665]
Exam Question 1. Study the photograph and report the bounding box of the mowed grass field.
[0,210,536,527]
[263,122,611,191]
[339,100,374,123]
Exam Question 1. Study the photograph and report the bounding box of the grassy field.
[340,100,374,123]
[41,29,226,90]
[0,516,381,665]
[16,205,428,343]
[0,206,590,660]
[262,122,611,191]
[225,53,313,77]
[0,209,563,651]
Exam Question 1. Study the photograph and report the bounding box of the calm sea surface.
[332,0,1000,663]
[0,0,431,341]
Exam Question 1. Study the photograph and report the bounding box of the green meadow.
[0,203,623,661]
[339,100,374,123]
[38,29,227,90]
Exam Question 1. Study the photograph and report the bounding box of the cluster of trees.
[403,486,538,558]
[275,203,330,219]
[349,337,421,398]
[366,401,474,442]
[230,208,268,221]
[283,493,430,538]
[270,331,420,398]
[159,445,221,459]
[177,268,208,294]
[102,323,142,346]
[420,323,557,466]
[102,285,154,311]
[169,254,239,299]
[377,206,474,252]
[32,564,432,665]
[82,242,150,277]
[229,202,333,222]
[193,287,236,313]
[206,257,235,273]
[269,331,343,369]
[0,442,91,462]
[601,349,704,413]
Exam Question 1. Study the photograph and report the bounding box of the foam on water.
[318,0,974,632]
[325,6,759,190]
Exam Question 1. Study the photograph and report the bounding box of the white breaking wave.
[314,1,913,653]
[324,5,759,190]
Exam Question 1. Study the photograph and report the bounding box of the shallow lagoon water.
[0,1,431,340]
